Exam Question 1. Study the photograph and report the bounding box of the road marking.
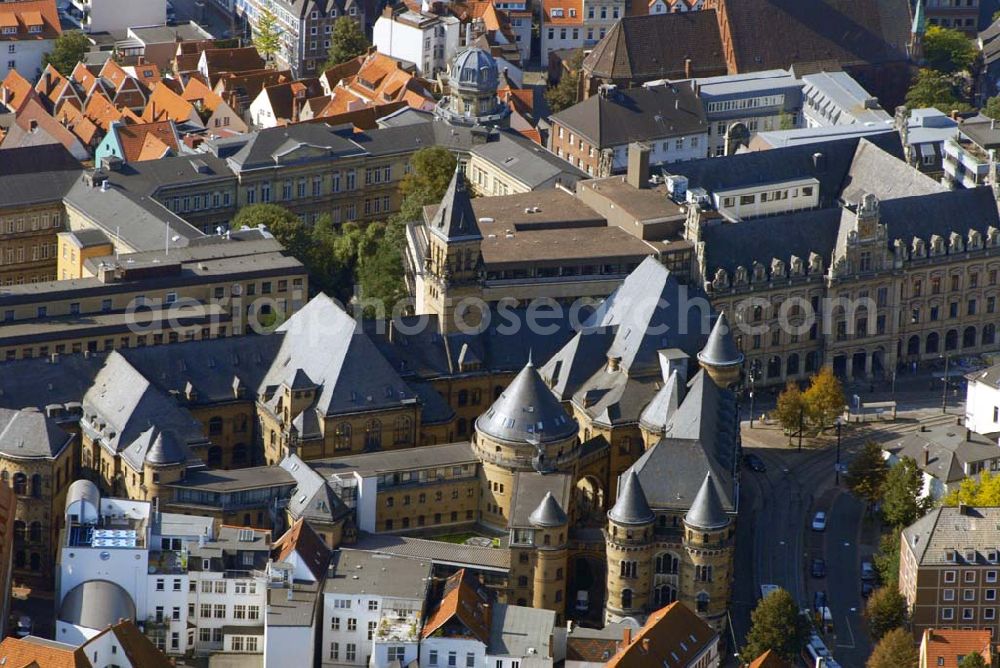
[836,616,856,649]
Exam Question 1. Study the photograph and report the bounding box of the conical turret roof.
[146,429,186,465]
[608,470,654,526]
[529,492,568,527]
[475,359,577,444]
[697,312,743,368]
[638,369,683,433]
[684,473,730,530]
[428,167,481,243]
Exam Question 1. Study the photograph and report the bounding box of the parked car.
[811,558,826,578]
[14,615,31,638]
[861,582,874,599]
[744,453,767,472]
[860,560,875,582]
[811,511,827,531]
[575,590,589,613]
[813,590,827,612]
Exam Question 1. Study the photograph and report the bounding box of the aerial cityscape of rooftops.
[5,0,1000,667]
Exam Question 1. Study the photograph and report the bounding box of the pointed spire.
[684,473,729,530]
[428,167,482,243]
[608,470,654,526]
[638,369,683,433]
[697,312,743,368]
[529,491,568,527]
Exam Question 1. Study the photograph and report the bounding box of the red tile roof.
[748,649,791,668]
[272,518,330,581]
[1,69,39,111]
[542,0,583,26]
[0,0,61,42]
[0,636,88,668]
[921,628,993,668]
[142,82,196,123]
[421,569,492,644]
[605,602,718,668]
[114,120,180,162]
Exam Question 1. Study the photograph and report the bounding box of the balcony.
[374,609,421,643]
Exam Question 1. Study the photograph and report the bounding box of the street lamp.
[941,353,950,414]
[835,416,843,485]
[748,359,761,428]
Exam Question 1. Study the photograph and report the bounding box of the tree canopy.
[983,96,1000,120]
[905,69,973,114]
[740,588,807,663]
[845,441,888,508]
[802,366,845,429]
[773,381,807,436]
[867,627,918,668]
[873,531,900,588]
[545,50,583,114]
[864,586,908,641]
[924,26,977,74]
[942,470,1000,506]
[43,31,90,76]
[881,456,926,528]
[960,653,988,668]
[253,7,282,65]
[325,17,369,69]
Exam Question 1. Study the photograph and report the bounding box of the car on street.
[14,614,31,637]
[813,590,827,612]
[861,582,874,599]
[811,511,827,531]
[811,558,826,578]
[744,453,766,472]
[575,591,589,613]
[860,560,875,582]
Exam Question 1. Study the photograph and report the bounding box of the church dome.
[450,47,499,93]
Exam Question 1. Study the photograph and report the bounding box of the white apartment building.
[966,362,1000,437]
[322,550,431,668]
[373,9,461,77]
[0,1,60,81]
[66,0,167,34]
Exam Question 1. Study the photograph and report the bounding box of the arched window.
[457,418,468,436]
[13,521,25,542]
[786,353,800,377]
[334,423,352,450]
[985,323,997,346]
[457,390,469,406]
[964,326,978,349]
[12,472,26,495]
[14,551,24,568]
[208,416,224,436]
[805,351,819,373]
[364,419,382,450]
[696,592,709,613]
[232,443,248,466]
[945,329,958,352]
[908,335,920,356]
[621,588,632,609]
[620,560,637,578]
[393,416,412,444]
[654,585,676,607]
[655,552,678,575]
[29,522,41,542]
[926,332,940,354]
[29,553,40,571]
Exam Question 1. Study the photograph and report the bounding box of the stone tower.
[604,470,655,623]
[682,472,734,631]
[473,359,578,530]
[420,167,484,333]
[434,47,510,127]
[637,369,684,449]
[529,492,569,623]
[696,312,744,388]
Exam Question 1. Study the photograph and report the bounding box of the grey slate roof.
[551,83,708,148]
[885,423,1000,485]
[839,137,946,206]
[469,130,587,189]
[279,454,351,524]
[487,604,556,658]
[608,470,654,525]
[684,473,730,530]
[510,471,573,529]
[697,312,743,368]
[106,153,236,198]
[637,370,683,433]
[528,491,569,527]
[630,370,738,513]
[902,507,1000,566]
[58,580,136,630]
[969,363,1000,389]
[350,532,510,570]
[0,353,105,412]
[261,294,416,418]
[0,408,74,459]
[223,123,366,171]
[475,359,577,444]
[428,167,482,242]
[325,549,432,598]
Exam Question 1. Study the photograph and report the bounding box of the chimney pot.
[622,627,632,645]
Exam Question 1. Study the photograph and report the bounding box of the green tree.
[924,26,976,74]
[773,381,807,436]
[905,69,972,114]
[942,470,1000,506]
[864,586,908,641]
[253,7,282,65]
[545,50,583,114]
[802,366,845,429]
[867,627,918,668]
[325,17,369,69]
[959,653,988,668]
[42,31,90,76]
[355,220,407,317]
[739,588,807,664]
[873,531,901,588]
[881,456,926,528]
[845,441,888,509]
[233,203,312,259]
[779,111,796,130]
[983,95,1000,119]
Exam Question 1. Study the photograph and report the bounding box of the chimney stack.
[626,141,650,190]
[684,57,692,79]
[622,627,632,645]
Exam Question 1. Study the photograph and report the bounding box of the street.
[731,405,964,665]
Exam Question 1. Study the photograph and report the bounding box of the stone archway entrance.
[575,476,606,526]
[569,555,606,625]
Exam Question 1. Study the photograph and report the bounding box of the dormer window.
[28,24,41,34]
[946,550,957,563]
